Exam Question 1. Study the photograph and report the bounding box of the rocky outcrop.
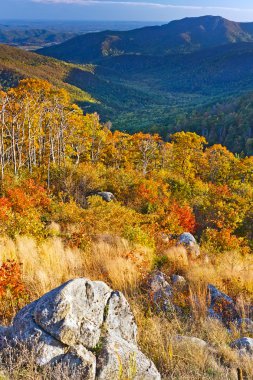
[0,278,160,380]
[146,271,246,330]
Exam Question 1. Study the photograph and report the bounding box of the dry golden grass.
[164,245,189,271]
[0,235,83,296]
[84,237,153,294]
[133,304,243,380]
[164,245,253,302]
[0,234,153,298]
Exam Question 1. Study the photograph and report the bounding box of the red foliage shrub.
[171,201,196,233]
[0,260,30,323]
[6,179,50,213]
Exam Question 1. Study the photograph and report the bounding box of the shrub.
[0,260,30,324]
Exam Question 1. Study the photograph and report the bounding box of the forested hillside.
[164,92,253,154]
[0,28,77,50]
[0,20,158,49]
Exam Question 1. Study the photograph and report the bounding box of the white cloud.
[31,0,253,12]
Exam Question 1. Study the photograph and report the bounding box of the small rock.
[207,284,239,325]
[97,192,116,202]
[231,337,253,355]
[173,335,208,349]
[237,318,253,334]
[177,232,200,257]
[171,274,186,286]
[147,271,174,313]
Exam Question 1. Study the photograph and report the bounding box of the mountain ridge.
[38,15,253,62]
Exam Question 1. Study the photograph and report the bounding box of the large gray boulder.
[0,278,160,380]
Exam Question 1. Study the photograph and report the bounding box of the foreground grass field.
[0,234,252,379]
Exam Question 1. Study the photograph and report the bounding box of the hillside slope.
[0,44,197,122]
[0,44,96,105]
[67,42,253,136]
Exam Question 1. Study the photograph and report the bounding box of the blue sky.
[2,0,253,22]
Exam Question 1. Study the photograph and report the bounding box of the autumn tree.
[170,132,207,179]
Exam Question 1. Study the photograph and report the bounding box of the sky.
[2,0,253,22]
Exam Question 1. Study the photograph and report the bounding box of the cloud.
[30,0,253,11]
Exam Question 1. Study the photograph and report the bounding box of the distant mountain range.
[0,20,158,49]
[0,29,77,50]
[38,15,253,61]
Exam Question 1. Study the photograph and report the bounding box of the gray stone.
[173,335,208,349]
[105,291,137,344]
[147,271,174,313]
[59,345,96,379]
[231,337,253,355]
[177,233,200,257]
[237,318,253,334]
[97,192,116,202]
[207,284,239,324]
[171,274,186,286]
[96,336,160,380]
[10,300,67,366]
[178,232,197,245]
[33,278,111,348]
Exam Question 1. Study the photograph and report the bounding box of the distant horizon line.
[1,15,253,25]
[0,15,253,23]
[0,18,160,22]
